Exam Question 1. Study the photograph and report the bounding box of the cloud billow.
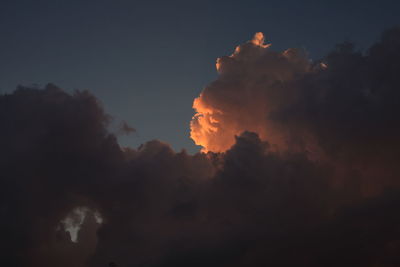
[2,28,400,266]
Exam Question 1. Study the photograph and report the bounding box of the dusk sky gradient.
[4,1,400,266]
[2,0,400,152]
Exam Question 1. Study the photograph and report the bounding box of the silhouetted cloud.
[0,84,120,266]
[2,28,400,267]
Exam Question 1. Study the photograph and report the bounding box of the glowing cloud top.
[190,32,311,152]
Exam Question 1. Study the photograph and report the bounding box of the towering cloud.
[190,32,311,153]
[2,28,400,267]
[190,29,400,195]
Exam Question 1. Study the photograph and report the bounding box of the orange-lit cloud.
[190,32,312,153]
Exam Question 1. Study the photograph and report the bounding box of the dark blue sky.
[1,0,399,153]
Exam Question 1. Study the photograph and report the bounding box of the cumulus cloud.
[191,28,400,195]
[2,28,400,267]
[190,32,311,153]
[0,84,118,266]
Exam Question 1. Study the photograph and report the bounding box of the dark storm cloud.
[0,84,123,266]
[2,28,400,267]
[273,27,400,195]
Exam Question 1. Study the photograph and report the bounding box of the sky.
[1,0,400,153]
[4,1,400,266]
